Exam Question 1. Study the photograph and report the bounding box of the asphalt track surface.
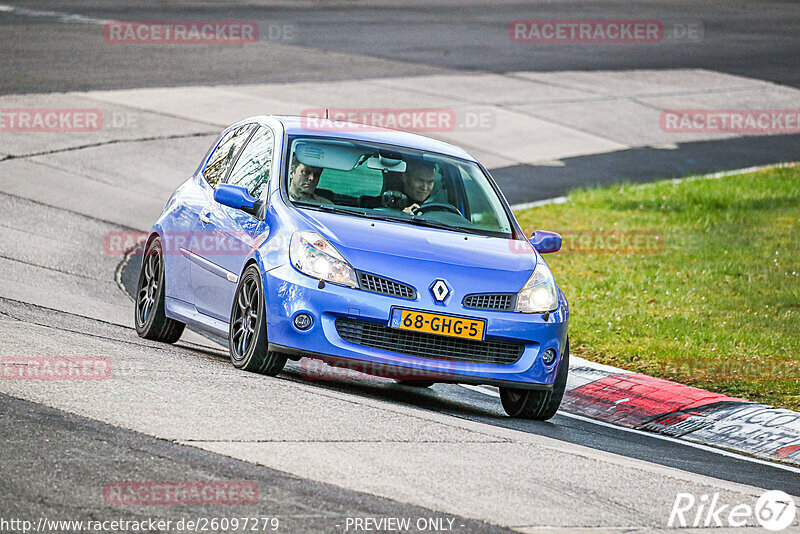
[2,0,800,198]
[0,393,508,533]
[2,1,800,532]
[2,0,800,93]
[114,252,800,498]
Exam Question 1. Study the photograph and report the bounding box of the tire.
[229,264,287,376]
[135,236,185,343]
[396,380,435,388]
[500,339,569,420]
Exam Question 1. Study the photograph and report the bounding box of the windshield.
[284,137,514,238]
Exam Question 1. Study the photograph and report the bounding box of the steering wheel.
[416,202,461,215]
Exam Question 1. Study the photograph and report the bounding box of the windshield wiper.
[412,218,484,234]
[294,202,369,216]
[373,214,485,235]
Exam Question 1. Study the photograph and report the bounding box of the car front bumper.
[264,264,568,389]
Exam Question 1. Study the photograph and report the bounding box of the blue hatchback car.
[136,116,569,419]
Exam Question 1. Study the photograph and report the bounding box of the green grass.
[514,165,800,410]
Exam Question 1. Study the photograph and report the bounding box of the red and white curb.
[563,356,800,467]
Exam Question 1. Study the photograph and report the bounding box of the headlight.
[515,260,558,312]
[290,231,358,288]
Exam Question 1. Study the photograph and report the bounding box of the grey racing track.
[1,1,799,532]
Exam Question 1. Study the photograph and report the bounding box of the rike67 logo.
[669,490,796,531]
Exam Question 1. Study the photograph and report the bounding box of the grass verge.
[514,164,800,410]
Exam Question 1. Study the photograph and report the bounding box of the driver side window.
[226,126,275,200]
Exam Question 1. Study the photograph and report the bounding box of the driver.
[399,159,437,215]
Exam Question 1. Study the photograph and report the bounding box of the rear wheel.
[135,236,185,343]
[500,339,569,420]
[229,265,287,376]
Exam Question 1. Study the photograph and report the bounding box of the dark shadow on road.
[492,134,800,203]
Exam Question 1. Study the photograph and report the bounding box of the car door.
[178,123,255,310]
[160,124,253,305]
[192,125,275,321]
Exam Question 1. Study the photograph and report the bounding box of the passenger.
[288,155,332,203]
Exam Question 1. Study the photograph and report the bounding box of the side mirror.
[214,184,263,218]
[529,230,562,254]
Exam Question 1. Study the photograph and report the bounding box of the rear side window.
[226,126,274,200]
[203,124,255,187]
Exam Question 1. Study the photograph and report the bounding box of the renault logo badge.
[430,279,450,302]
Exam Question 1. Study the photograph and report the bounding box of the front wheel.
[229,265,287,376]
[499,339,569,420]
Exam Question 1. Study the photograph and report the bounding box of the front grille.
[335,318,523,365]
[463,293,515,311]
[358,272,416,300]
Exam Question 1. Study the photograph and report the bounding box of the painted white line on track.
[570,355,634,374]
[459,384,800,475]
[0,3,110,25]
[510,196,567,211]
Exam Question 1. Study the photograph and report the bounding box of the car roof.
[265,115,478,162]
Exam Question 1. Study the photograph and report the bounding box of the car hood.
[296,210,537,293]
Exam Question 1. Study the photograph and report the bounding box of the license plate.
[389,309,485,341]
